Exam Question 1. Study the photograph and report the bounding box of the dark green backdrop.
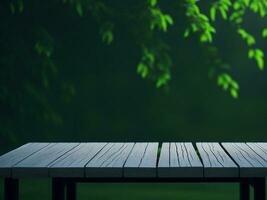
[0,1,267,199]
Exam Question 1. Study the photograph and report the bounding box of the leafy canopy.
[6,0,267,99]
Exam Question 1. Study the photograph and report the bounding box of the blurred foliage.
[1,0,267,146]
[58,0,267,97]
[184,0,216,43]
[0,2,75,144]
[217,73,239,98]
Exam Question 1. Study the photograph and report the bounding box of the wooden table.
[0,142,266,200]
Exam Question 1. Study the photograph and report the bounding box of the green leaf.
[210,7,216,21]
[217,73,240,98]
[224,74,231,82]
[156,73,170,88]
[76,3,83,17]
[224,0,232,6]
[222,82,229,90]
[243,0,250,6]
[144,49,155,63]
[200,34,208,43]
[230,88,238,99]
[102,31,113,45]
[255,49,264,58]
[160,15,167,31]
[219,7,227,19]
[137,63,149,78]
[209,26,216,33]
[233,2,240,10]
[184,29,190,38]
[237,28,247,38]
[247,36,255,46]
[206,32,213,42]
[259,3,266,17]
[231,81,239,90]
[256,57,264,70]
[248,49,265,70]
[165,15,174,25]
[199,14,209,21]
[250,2,258,12]
[248,49,254,58]
[237,28,255,46]
[262,28,267,38]
[191,23,198,32]
[148,0,157,7]
[217,76,224,86]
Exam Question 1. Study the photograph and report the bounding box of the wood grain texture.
[0,143,49,177]
[1,142,267,179]
[222,143,267,177]
[196,143,238,177]
[253,143,267,154]
[124,143,158,177]
[49,143,107,177]
[158,143,203,177]
[85,143,134,177]
[246,143,267,164]
[12,143,80,177]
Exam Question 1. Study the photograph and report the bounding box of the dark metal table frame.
[4,177,266,200]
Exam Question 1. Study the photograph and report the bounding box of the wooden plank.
[196,143,238,177]
[170,142,179,168]
[12,143,79,177]
[123,143,147,166]
[158,142,203,177]
[0,143,49,177]
[222,143,267,177]
[124,143,158,177]
[246,143,267,163]
[157,143,169,168]
[256,143,267,154]
[49,143,107,177]
[85,143,134,177]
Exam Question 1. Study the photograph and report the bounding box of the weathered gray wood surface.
[196,143,238,177]
[85,143,135,177]
[246,143,267,162]
[1,142,267,178]
[222,143,267,177]
[0,143,49,177]
[124,143,158,177]
[158,143,203,177]
[12,143,79,177]
[49,143,107,177]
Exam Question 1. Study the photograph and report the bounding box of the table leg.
[4,178,19,200]
[240,180,250,200]
[52,178,65,200]
[252,178,265,200]
[66,182,76,200]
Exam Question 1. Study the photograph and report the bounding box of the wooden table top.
[0,142,266,178]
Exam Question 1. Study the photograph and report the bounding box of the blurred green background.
[0,0,267,199]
